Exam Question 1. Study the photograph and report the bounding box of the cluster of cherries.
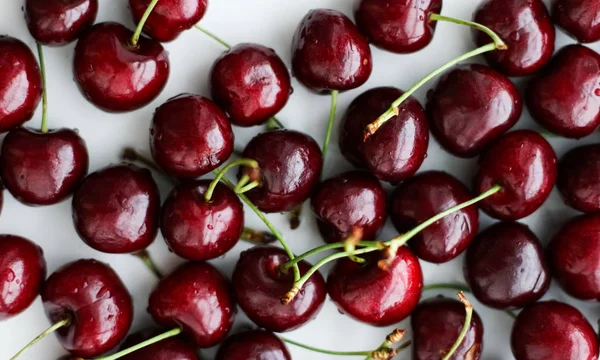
[2,0,600,359]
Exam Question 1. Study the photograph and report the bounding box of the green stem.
[194,25,231,48]
[10,318,70,360]
[423,283,470,293]
[36,42,48,134]
[206,158,259,202]
[429,13,507,50]
[95,328,182,360]
[442,292,473,360]
[280,241,384,271]
[281,337,371,356]
[266,117,285,131]
[235,174,250,192]
[132,249,163,278]
[236,180,260,194]
[322,90,339,160]
[131,0,160,46]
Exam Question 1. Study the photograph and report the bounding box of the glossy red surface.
[120,328,200,360]
[129,0,207,42]
[216,329,292,360]
[552,0,600,43]
[557,144,600,213]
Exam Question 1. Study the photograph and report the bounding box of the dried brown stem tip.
[281,286,300,305]
[386,328,405,344]
[370,348,397,360]
[240,228,277,244]
[457,291,472,311]
[121,147,138,161]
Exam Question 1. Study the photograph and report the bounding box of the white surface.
[1,0,599,359]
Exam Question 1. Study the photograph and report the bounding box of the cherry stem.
[288,204,303,230]
[241,226,277,244]
[236,180,260,194]
[281,337,371,356]
[266,117,285,131]
[429,13,507,50]
[194,25,231,48]
[205,158,259,202]
[441,292,473,360]
[344,227,365,264]
[279,241,384,272]
[132,249,163,278]
[35,42,48,134]
[322,90,339,161]
[94,327,182,360]
[131,0,160,46]
[10,317,70,360]
[235,174,250,192]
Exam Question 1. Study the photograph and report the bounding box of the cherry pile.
[2,0,600,359]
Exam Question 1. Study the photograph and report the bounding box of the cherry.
[473,130,557,220]
[390,171,479,263]
[151,94,234,179]
[216,329,291,360]
[118,328,200,360]
[0,36,41,133]
[72,163,160,254]
[327,247,423,326]
[148,261,235,348]
[557,144,600,213]
[526,45,600,138]
[412,296,484,360]
[237,130,322,213]
[511,301,599,360]
[0,235,46,320]
[552,0,600,43]
[473,0,555,77]
[464,222,550,309]
[427,64,522,157]
[129,0,207,42]
[25,0,98,46]
[232,246,326,332]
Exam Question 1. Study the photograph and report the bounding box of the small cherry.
[216,329,291,360]
[427,64,522,157]
[552,0,600,43]
[511,301,599,360]
[25,0,98,46]
[0,235,46,320]
[129,0,207,42]
[557,144,600,213]
[473,130,557,220]
[118,328,200,360]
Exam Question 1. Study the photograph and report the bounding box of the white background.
[1,0,599,359]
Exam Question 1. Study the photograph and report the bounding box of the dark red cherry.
[412,296,484,360]
[232,246,326,332]
[0,128,89,206]
[72,163,160,253]
[526,45,600,138]
[464,222,550,309]
[552,0,600,43]
[0,235,46,320]
[25,0,98,46]
[354,0,442,53]
[473,0,555,77]
[151,94,234,179]
[210,43,291,127]
[291,9,372,92]
[327,247,423,326]
[129,0,207,42]
[42,259,133,357]
[148,261,235,348]
[216,329,291,360]
[73,22,169,112]
[427,64,522,157]
[511,301,599,360]
[0,36,41,133]
[473,130,557,220]
[238,130,322,213]
[391,171,479,263]
[119,328,200,360]
[160,179,243,261]
[557,144,600,213]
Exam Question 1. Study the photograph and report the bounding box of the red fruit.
[129,0,207,42]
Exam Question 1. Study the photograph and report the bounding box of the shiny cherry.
[42,259,133,357]
[291,9,372,92]
[391,171,479,263]
[148,261,235,348]
[73,22,169,112]
[232,246,326,332]
[552,0,600,43]
[129,0,207,42]
[473,0,555,77]
[427,64,522,157]
[557,144,600,213]
[25,0,98,46]
[473,130,557,220]
[119,328,200,360]
[511,301,599,360]
[0,235,46,320]
[72,163,160,253]
[151,94,234,179]
[216,329,291,360]
[238,130,322,213]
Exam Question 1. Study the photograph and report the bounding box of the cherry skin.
[73,22,169,112]
[354,0,442,54]
[311,170,387,244]
[42,259,133,357]
[391,171,479,264]
[210,43,291,127]
[473,130,557,221]
[232,246,326,332]
[412,296,484,360]
[464,222,550,309]
[160,180,244,261]
[72,163,160,254]
[119,328,200,360]
[526,45,600,139]
[427,64,522,158]
[151,94,234,179]
[0,128,89,206]
[339,87,429,183]
[148,261,235,348]
[0,36,42,133]
[129,0,207,42]
[0,235,46,320]
[552,0,600,43]
[511,301,599,360]
[473,0,555,77]
[291,9,372,92]
[216,329,291,360]
[557,144,600,213]
[238,130,322,213]
[25,0,98,46]
[327,247,423,326]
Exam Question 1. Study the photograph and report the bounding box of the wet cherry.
[216,329,291,360]
[129,0,207,42]
[119,327,200,360]
[552,0,600,43]
[557,144,600,213]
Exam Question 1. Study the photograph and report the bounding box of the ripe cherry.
[129,0,207,42]
[119,327,200,360]
[216,329,291,360]
[552,0,600,43]
[557,144,600,213]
